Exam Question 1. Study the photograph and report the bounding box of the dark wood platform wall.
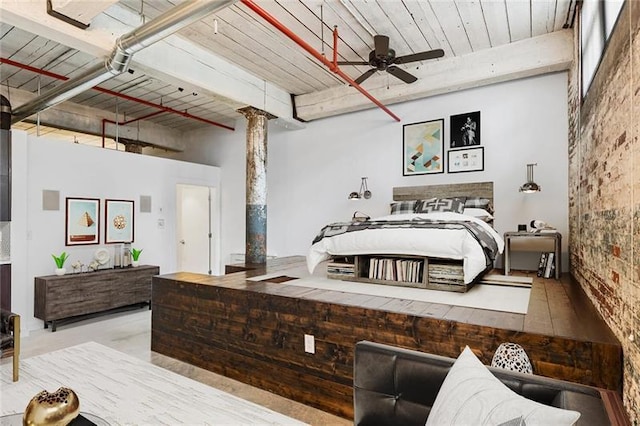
[151,276,622,419]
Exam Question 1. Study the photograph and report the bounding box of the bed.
[307,182,504,292]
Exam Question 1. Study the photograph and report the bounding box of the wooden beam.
[294,30,573,122]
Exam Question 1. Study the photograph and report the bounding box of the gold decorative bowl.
[23,387,80,426]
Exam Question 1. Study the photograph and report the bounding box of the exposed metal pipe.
[11,0,238,124]
[240,0,400,122]
[102,110,166,148]
[1,57,234,131]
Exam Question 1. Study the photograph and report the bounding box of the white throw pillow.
[425,347,580,426]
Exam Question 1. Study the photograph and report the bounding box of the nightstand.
[503,231,561,279]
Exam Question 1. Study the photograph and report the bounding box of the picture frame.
[447,147,484,173]
[105,199,134,244]
[66,197,100,246]
[450,111,481,148]
[402,118,445,176]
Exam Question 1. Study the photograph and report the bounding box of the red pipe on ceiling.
[101,110,166,148]
[239,0,400,122]
[0,57,235,131]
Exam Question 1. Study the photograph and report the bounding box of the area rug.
[250,275,531,314]
[0,342,306,425]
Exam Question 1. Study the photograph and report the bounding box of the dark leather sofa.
[354,341,629,426]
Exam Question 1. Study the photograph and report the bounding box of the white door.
[177,184,213,274]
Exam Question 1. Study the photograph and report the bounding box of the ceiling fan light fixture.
[337,34,444,85]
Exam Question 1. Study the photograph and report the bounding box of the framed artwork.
[447,147,484,173]
[66,197,100,246]
[450,111,480,148]
[105,199,134,243]
[403,119,445,176]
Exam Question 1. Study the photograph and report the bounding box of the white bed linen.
[307,212,504,284]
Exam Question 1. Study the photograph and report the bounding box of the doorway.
[176,184,215,275]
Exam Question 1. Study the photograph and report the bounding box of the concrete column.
[238,107,274,264]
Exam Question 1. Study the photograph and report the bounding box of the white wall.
[163,72,570,273]
[12,132,221,332]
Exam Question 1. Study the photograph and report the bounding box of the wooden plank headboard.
[393,182,493,204]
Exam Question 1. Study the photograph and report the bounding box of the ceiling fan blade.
[373,35,390,58]
[386,66,417,84]
[354,68,378,84]
[393,48,445,65]
[337,61,370,66]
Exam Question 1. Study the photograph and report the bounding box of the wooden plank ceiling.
[0,0,573,144]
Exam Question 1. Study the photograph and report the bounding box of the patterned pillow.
[389,200,417,215]
[465,197,495,214]
[415,197,466,214]
[425,347,580,426]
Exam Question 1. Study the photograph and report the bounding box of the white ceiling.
[0,0,577,149]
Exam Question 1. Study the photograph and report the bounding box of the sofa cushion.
[552,391,609,426]
[425,347,581,426]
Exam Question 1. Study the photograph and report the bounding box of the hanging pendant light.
[519,163,541,193]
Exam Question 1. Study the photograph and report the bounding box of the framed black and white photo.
[447,147,484,173]
[403,118,445,176]
[450,111,480,148]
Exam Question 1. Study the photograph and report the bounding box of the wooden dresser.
[34,265,159,331]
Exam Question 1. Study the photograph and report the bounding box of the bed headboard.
[393,181,493,205]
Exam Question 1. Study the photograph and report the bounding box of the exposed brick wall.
[568,2,640,422]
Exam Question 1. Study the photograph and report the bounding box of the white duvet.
[307,212,505,284]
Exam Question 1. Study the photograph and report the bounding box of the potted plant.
[130,248,143,267]
[52,252,69,276]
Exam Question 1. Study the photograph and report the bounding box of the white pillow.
[463,207,494,222]
[425,347,580,426]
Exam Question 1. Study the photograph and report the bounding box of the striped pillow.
[390,200,417,215]
[465,197,494,214]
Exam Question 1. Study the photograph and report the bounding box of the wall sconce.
[519,163,541,193]
[348,177,372,200]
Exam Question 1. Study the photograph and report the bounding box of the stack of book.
[537,252,556,278]
[327,261,355,278]
[368,258,424,283]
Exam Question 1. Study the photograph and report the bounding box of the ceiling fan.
[338,35,444,84]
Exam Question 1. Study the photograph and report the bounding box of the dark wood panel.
[0,264,10,311]
[151,261,623,419]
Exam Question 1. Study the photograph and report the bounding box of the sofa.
[354,341,629,426]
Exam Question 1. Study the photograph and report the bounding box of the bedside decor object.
[94,248,110,269]
[51,252,68,276]
[131,248,143,267]
[65,198,100,246]
[403,119,444,175]
[348,177,372,200]
[23,387,80,426]
[105,200,134,243]
[519,163,541,193]
[447,146,484,173]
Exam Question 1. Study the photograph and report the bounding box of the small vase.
[55,267,66,276]
[131,260,139,267]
